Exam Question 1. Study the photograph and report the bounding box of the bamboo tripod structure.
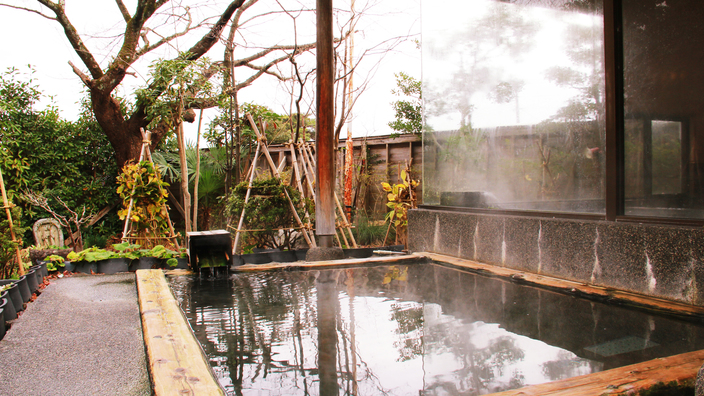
[231,115,316,253]
[121,129,180,249]
[0,168,25,276]
[231,114,357,254]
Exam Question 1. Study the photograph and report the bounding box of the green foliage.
[225,177,312,250]
[116,161,171,247]
[0,67,121,244]
[136,53,221,131]
[67,246,117,262]
[382,168,419,246]
[44,254,65,271]
[388,72,422,136]
[352,212,391,247]
[207,102,312,148]
[0,205,29,278]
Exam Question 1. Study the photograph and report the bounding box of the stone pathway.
[0,273,151,396]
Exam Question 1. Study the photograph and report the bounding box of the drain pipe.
[308,0,343,262]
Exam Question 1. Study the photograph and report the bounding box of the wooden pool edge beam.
[232,252,424,272]
[488,349,703,395]
[136,269,225,396]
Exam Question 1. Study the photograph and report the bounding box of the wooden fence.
[260,133,422,219]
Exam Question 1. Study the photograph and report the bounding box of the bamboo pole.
[334,192,357,248]
[121,130,151,242]
[0,168,25,276]
[232,142,262,254]
[299,145,317,197]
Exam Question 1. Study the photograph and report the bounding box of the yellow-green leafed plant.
[382,167,419,246]
[116,161,171,248]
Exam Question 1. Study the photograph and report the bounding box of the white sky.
[0,0,420,144]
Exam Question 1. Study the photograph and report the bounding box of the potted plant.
[97,242,139,274]
[67,247,112,274]
[116,160,174,249]
[44,254,66,272]
[131,244,184,271]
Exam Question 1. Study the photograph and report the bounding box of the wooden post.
[316,0,336,248]
[0,168,24,276]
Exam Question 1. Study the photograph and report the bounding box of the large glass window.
[623,1,704,219]
[421,0,606,213]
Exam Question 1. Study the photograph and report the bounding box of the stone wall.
[408,208,704,305]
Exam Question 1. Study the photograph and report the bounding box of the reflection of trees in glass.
[423,1,607,210]
[427,3,537,128]
[540,12,606,201]
[423,2,538,200]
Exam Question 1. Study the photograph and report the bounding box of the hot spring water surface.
[167,261,704,395]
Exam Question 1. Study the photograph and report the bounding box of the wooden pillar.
[316,0,335,247]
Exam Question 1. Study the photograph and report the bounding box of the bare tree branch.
[36,0,104,81]
[68,61,92,87]
[0,4,55,20]
[135,13,196,57]
[115,0,131,22]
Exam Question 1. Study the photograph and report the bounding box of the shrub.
[225,177,312,251]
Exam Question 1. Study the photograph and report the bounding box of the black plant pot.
[32,265,44,287]
[17,276,31,303]
[0,281,22,312]
[343,247,375,259]
[295,248,309,261]
[63,261,75,272]
[173,258,189,269]
[1,292,16,322]
[0,305,5,341]
[97,258,131,274]
[231,254,244,267]
[38,261,49,278]
[268,250,297,263]
[252,248,280,253]
[241,253,273,265]
[26,268,39,293]
[131,257,162,271]
[74,261,98,274]
[385,245,405,252]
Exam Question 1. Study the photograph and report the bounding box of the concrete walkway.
[0,273,152,396]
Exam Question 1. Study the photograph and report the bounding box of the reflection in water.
[168,262,704,395]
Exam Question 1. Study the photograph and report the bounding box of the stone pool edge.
[136,269,225,396]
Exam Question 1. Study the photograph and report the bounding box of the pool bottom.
[158,254,696,394]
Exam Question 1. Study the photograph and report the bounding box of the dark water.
[167,261,704,395]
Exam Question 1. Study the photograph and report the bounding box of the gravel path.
[0,273,152,396]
